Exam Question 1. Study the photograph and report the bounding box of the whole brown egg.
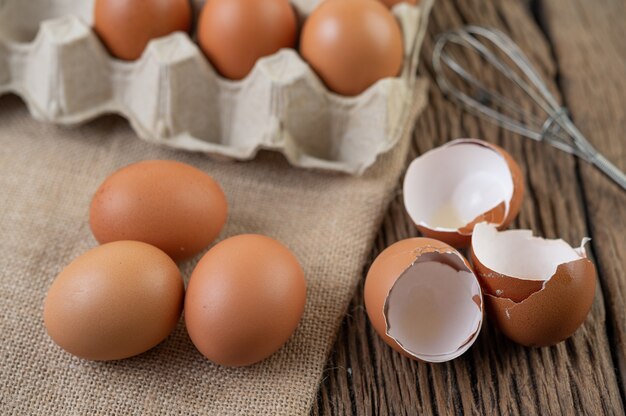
[185,234,306,367]
[197,0,298,80]
[94,0,192,61]
[89,160,228,261]
[300,0,404,96]
[44,241,184,361]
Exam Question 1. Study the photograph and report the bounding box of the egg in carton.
[0,0,433,175]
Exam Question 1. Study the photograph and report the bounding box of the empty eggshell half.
[364,238,483,363]
[470,222,596,347]
[403,139,524,247]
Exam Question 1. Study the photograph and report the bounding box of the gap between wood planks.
[313,0,626,415]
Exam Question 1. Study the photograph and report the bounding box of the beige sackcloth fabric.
[0,80,427,415]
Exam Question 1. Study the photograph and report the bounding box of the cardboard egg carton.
[0,0,433,174]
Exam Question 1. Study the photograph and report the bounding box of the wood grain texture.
[536,0,626,402]
[313,0,626,414]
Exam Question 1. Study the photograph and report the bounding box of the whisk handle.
[590,152,626,191]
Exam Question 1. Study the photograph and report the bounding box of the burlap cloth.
[0,80,427,415]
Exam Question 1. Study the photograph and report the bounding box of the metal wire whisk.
[432,26,626,191]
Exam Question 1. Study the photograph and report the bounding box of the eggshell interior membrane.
[472,222,582,282]
[385,252,482,362]
[403,140,514,232]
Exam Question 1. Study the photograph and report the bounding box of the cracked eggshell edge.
[477,236,596,347]
[404,138,524,247]
[364,238,484,363]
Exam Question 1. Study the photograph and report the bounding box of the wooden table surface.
[313,0,626,414]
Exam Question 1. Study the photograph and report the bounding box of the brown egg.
[185,234,306,367]
[470,223,596,346]
[44,241,184,361]
[197,0,297,80]
[379,0,420,7]
[364,238,483,363]
[403,139,524,248]
[90,160,227,261]
[300,0,404,96]
[94,0,192,61]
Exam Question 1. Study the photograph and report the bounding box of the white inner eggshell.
[472,222,583,281]
[385,257,482,360]
[403,142,514,230]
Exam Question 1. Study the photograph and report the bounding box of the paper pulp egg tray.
[0,0,433,174]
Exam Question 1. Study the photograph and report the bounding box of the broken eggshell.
[364,238,483,363]
[403,139,524,248]
[470,222,596,347]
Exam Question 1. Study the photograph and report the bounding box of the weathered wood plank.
[313,0,625,414]
[537,0,626,402]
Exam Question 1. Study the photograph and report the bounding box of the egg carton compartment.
[0,0,433,174]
